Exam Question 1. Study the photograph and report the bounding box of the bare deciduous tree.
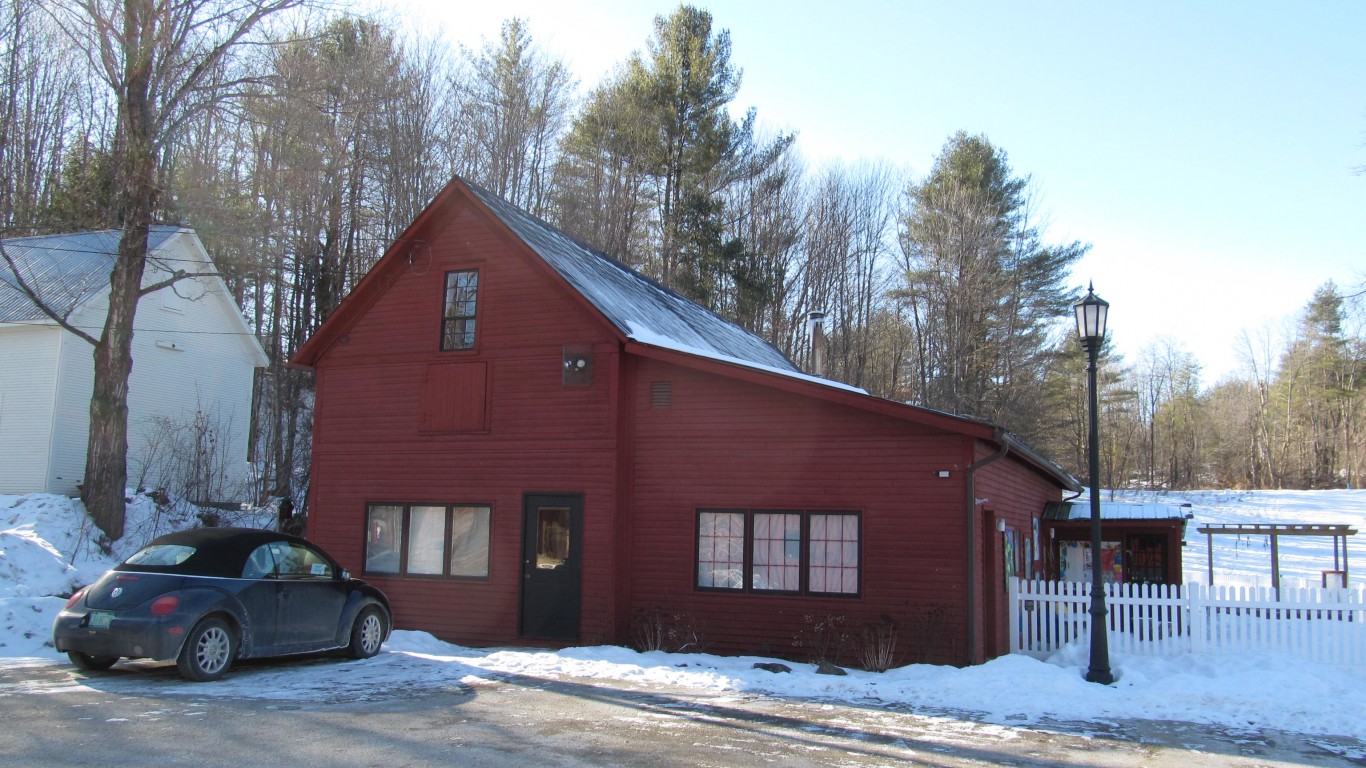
[452,18,574,217]
[0,0,100,232]
[21,0,305,540]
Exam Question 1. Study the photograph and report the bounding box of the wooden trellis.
[1197,523,1357,596]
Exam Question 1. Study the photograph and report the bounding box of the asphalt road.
[0,657,1361,767]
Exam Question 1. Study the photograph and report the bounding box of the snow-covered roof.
[0,227,179,322]
[463,181,801,375]
[1044,500,1194,521]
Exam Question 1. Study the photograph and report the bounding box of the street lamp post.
[1074,283,1114,685]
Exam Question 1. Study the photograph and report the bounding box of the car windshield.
[124,544,196,567]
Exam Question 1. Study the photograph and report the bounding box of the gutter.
[964,428,1009,666]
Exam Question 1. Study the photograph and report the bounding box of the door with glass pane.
[519,494,582,639]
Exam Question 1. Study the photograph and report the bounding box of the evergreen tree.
[1277,282,1356,487]
[553,5,792,312]
[630,5,741,290]
[553,75,657,267]
[897,131,1086,438]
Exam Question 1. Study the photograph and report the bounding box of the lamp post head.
[1074,282,1109,346]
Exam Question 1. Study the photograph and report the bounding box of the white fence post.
[1009,577,1021,654]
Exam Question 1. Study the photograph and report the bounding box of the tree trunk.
[80,2,157,540]
[83,218,151,540]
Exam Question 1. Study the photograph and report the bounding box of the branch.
[137,269,222,297]
[158,0,305,128]
[0,243,100,346]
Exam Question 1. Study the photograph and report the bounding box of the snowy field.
[1,489,1363,751]
[1113,488,1365,589]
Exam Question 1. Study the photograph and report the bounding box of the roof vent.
[650,381,672,408]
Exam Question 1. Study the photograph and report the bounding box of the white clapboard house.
[0,227,267,502]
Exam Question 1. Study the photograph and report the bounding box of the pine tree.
[552,5,792,312]
[897,131,1087,437]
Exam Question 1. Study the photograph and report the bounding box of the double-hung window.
[366,503,491,578]
[441,270,479,350]
[696,509,860,596]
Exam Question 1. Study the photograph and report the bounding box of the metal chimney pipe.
[807,311,826,377]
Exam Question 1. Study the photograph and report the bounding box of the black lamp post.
[1074,283,1113,685]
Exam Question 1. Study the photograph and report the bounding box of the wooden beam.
[1196,523,1357,536]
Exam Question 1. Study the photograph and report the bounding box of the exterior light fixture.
[1073,282,1113,685]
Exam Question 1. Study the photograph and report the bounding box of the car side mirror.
[340,569,351,581]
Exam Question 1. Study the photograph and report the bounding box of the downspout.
[965,429,1009,666]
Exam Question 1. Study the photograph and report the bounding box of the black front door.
[520,494,583,640]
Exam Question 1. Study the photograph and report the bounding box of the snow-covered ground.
[1115,488,1366,589]
[2,489,1363,750]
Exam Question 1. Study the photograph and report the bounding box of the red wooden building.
[293,177,1080,666]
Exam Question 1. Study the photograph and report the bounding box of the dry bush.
[858,614,899,672]
[629,608,705,653]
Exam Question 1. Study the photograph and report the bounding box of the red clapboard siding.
[624,357,975,665]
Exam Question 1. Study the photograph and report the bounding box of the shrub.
[793,613,850,665]
[629,608,704,653]
[858,615,898,672]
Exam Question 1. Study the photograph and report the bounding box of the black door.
[520,494,583,640]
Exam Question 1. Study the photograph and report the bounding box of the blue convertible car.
[53,527,391,681]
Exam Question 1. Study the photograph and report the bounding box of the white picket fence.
[1009,578,1366,665]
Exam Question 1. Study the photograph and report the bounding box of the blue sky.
[397,0,1366,385]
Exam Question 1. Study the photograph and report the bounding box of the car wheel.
[177,616,236,682]
[347,606,386,659]
[67,651,118,671]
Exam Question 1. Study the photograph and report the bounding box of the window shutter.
[420,362,488,432]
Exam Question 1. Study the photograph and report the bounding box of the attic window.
[441,270,479,351]
[650,381,672,408]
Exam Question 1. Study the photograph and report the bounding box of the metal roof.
[0,227,179,323]
[1044,500,1194,521]
[463,181,800,374]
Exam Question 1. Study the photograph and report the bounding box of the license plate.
[88,611,114,630]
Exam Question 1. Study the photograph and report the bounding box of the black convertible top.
[118,527,318,579]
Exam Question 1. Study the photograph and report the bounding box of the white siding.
[0,325,62,493]
[49,308,98,496]
[124,232,262,502]
[11,230,267,502]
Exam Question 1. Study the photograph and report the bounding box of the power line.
[0,243,415,267]
[0,318,279,338]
